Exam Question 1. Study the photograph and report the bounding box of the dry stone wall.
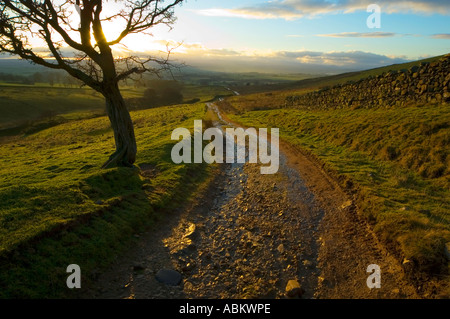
[286,54,450,110]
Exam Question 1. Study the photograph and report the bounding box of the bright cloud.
[318,32,398,38]
[142,42,411,72]
[26,37,412,73]
[272,50,408,66]
[432,33,450,39]
[194,0,450,20]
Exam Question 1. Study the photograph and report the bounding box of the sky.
[117,0,450,73]
[5,0,450,74]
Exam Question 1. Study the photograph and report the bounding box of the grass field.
[224,101,449,284]
[0,102,214,298]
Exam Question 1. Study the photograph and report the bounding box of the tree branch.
[107,0,184,46]
[0,0,185,91]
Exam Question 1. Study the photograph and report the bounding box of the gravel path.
[84,103,419,299]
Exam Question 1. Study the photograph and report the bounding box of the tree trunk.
[102,83,137,169]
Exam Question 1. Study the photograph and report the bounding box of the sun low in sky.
[30,0,450,74]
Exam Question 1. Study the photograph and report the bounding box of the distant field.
[0,82,231,131]
[0,103,213,298]
[0,85,105,129]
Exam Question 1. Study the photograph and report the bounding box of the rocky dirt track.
[84,104,419,299]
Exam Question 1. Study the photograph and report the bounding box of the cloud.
[165,42,409,68]
[155,43,412,73]
[3,41,412,74]
[26,38,413,74]
[195,6,303,20]
[318,32,398,38]
[431,33,450,39]
[272,50,409,67]
[160,41,411,69]
[193,8,274,20]
[285,35,305,38]
[151,40,242,57]
[194,0,450,20]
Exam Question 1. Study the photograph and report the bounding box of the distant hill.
[0,58,49,75]
[1,54,447,96]
[232,54,447,95]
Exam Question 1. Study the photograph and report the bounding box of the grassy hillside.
[0,103,214,298]
[222,81,449,295]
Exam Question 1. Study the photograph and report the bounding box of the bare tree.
[0,0,184,168]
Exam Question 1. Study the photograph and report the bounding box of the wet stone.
[285,280,303,298]
[184,223,197,238]
[155,269,182,286]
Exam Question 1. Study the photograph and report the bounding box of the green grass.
[226,104,449,280]
[0,102,214,298]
